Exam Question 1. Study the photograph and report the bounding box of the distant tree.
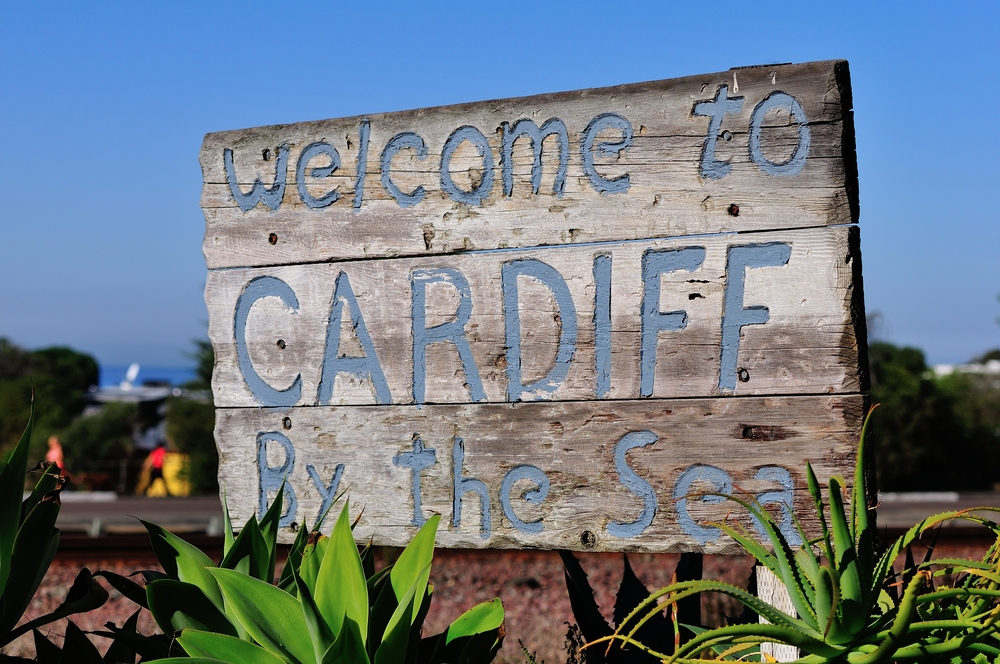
[0,338,98,460]
[60,401,137,475]
[168,337,217,493]
[869,341,1000,491]
[166,396,217,494]
[973,348,1000,363]
[183,339,214,389]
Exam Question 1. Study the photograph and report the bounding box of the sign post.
[201,60,866,554]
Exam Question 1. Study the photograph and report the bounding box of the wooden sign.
[202,60,867,553]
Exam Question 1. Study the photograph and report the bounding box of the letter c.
[233,276,303,407]
[380,132,428,208]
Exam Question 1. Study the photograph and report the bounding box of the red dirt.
[4,539,990,664]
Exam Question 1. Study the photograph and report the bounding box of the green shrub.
[594,408,1000,662]
[869,341,1000,491]
[60,401,137,475]
[165,396,217,494]
[0,339,98,460]
[96,487,506,664]
[0,405,109,653]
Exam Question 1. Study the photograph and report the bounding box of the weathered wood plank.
[206,226,864,408]
[216,395,864,551]
[204,60,867,553]
[201,60,857,269]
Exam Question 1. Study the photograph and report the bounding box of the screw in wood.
[268,233,278,245]
[283,417,292,430]
[738,368,750,383]
[728,204,740,217]
[276,339,286,349]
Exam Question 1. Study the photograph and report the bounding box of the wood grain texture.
[206,226,864,407]
[200,60,857,269]
[203,61,868,552]
[216,395,864,551]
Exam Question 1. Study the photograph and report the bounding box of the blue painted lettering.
[393,436,437,527]
[296,141,340,209]
[233,276,302,407]
[257,431,298,528]
[440,125,494,205]
[452,437,491,539]
[501,259,578,401]
[353,119,370,209]
[673,464,732,545]
[640,247,706,397]
[719,243,791,390]
[580,113,633,194]
[499,465,549,534]
[752,466,801,545]
[317,271,392,404]
[606,430,658,538]
[224,144,290,212]
[692,85,744,180]
[500,118,569,197]
[307,463,344,527]
[380,132,428,208]
[593,254,612,399]
[749,92,810,176]
[411,268,486,404]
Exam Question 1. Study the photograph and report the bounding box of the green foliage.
[60,401,137,474]
[936,368,1000,465]
[595,409,1000,663]
[973,348,1000,363]
[183,340,214,390]
[0,405,109,651]
[101,488,506,664]
[0,338,98,460]
[165,396,217,494]
[869,341,1000,490]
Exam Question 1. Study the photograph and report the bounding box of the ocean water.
[100,364,198,387]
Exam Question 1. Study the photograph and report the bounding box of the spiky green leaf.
[315,502,368,641]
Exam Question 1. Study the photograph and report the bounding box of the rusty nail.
[268,233,278,245]
[728,204,740,217]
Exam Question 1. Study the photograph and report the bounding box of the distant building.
[932,359,1000,378]
[86,362,209,450]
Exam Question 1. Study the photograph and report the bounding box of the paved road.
[53,491,1000,539]
[57,495,224,536]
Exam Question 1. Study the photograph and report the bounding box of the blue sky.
[1,1,997,368]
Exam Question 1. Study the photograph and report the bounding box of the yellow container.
[137,453,191,496]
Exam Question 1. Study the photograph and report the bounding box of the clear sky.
[1,1,997,368]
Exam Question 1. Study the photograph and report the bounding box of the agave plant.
[0,404,109,655]
[593,407,1000,663]
[95,485,505,664]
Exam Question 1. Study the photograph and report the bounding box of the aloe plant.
[96,485,505,664]
[593,407,1000,663]
[0,404,110,653]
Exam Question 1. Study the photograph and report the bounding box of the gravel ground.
[4,540,990,663]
